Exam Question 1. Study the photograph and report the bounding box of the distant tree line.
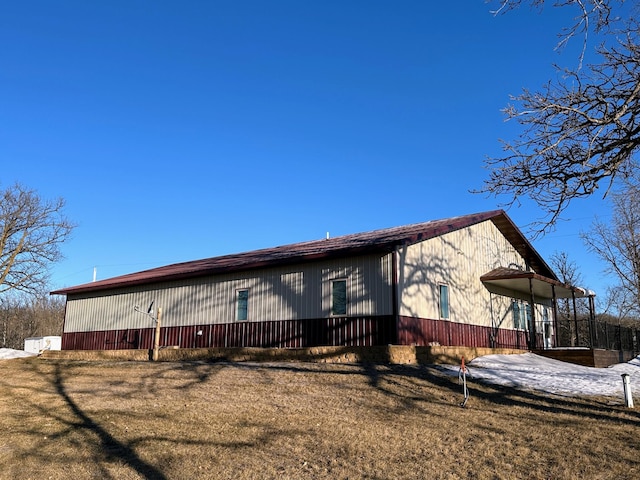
[0,295,65,350]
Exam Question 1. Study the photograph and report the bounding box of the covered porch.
[481,267,596,351]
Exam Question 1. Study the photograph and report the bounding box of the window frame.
[512,300,531,330]
[438,283,450,319]
[512,300,522,329]
[331,278,348,316]
[525,303,532,330]
[236,288,249,322]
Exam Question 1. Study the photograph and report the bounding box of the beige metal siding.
[398,219,532,328]
[64,253,393,334]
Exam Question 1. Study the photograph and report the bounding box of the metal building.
[51,210,592,351]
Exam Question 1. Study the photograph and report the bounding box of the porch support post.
[528,277,537,350]
[589,294,597,348]
[489,292,496,348]
[551,285,558,348]
[571,290,578,347]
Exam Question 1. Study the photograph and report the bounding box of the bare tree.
[550,250,584,287]
[550,250,588,345]
[600,284,637,320]
[0,183,75,297]
[480,0,640,235]
[580,179,640,317]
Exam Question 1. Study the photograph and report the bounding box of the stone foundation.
[40,345,525,365]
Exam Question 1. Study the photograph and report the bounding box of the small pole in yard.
[622,374,634,408]
[458,356,469,408]
[134,302,162,362]
[152,307,162,362]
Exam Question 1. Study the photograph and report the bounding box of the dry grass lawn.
[1,357,639,480]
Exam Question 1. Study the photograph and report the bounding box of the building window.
[512,300,530,330]
[236,289,249,321]
[512,301,521,329]
[331,279,347,316]
[439,284,450,319]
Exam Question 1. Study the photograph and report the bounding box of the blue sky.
[1,1,614,299]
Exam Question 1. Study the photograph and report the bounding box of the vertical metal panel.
[140,328,153,349]
[60,249,401,351]
[93,331,106,350]
[189,324,211,349]
[178,326,194,348]
[161,325,172,347]
[63,253,394,338]
[397,315,530,350]
[398,219,535,333]
[63,315,398,350]
[211,324,224,347]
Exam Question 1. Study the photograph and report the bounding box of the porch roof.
[480,267,595,300]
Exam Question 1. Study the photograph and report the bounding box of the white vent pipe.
[622,374,634,408]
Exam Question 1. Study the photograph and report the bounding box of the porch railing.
[554,317,640,354]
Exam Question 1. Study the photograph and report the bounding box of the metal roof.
[51,210,555,296]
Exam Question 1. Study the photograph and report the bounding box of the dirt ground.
[1,357,639,480]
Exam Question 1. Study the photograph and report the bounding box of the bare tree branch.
[480,0,637,236]
[0,184,75,297]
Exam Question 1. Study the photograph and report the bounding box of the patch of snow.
[0,348,38,359]
[440,352,640,398]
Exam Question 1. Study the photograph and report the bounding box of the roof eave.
[488,214,557,280]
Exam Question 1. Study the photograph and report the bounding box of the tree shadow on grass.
[70,355,640,431]
[212,358,640,428]
[49,362,169,480]
[1,359,306,480]
[0,359,161,479]
[10,355,640,478]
